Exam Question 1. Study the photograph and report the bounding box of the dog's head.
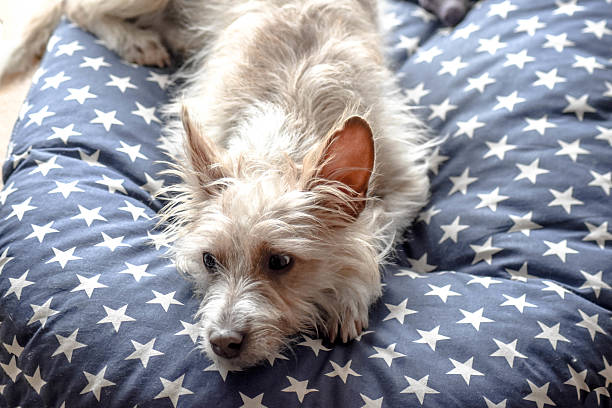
[162,106,385,370]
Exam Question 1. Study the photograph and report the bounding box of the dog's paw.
[121,29,171,68]
[326,306,369,343]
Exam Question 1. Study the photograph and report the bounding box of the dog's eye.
[267,254,293,272]
[202,252,218,271]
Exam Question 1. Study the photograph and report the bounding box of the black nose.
[209,330,244,359]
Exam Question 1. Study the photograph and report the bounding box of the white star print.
[3,271,35,300]
[132,102,162,125]
[438,56,468,77]
[368,343,405,367]
[72,205,108,226]
[405,253,437,273]
[470,237,503,265]
[465,72,496,93]
[425,284,461,303]
[146,290,183,312]
[578,270,610,298]
[281,376,318,403]
[95,232,130,252]
[359,394,383,408]
[427,147,449,175]
[562,94,596,121]
[515,16,546,36]
[41,71,71,91]
[555,139,589,162]
[505,262,536,281]
[126,338,164,368]
[543,239,578,262]
[46,247,82,269]
[493,92,525,112]
[514,159,549,184]
[97,305,136,332]
[467,275,502,288]
[447,357,484,385]
[476,35,507,55]
[575,309,606,341]
[119,200,150,221]
[488,0,517,18]
[554,0,584,16]
[91,109,124,132]
[79,56,111,71]
[79,149,106,167]
[52,329,87,362]
[48,124,82,144]
[476,187,509,211]
[523,380,556,408]
[0,356,22,382]
[534,321,570,350]
[383,298,417,324]
[175,321,201,344]
[588,171,612,196]
[452,23,479,40]
[490,338,527,368]
[95,174,127,194]
[583,221,612,248]
[116,141,148,162]
[141,172,165,195]
[428,98,457,121]
[29,155,63,176]
[533,69,566,90]
[448,168,478,195]
[418,205,441,225]
[49,180,84,198]
[500,294,537,313]
[564,364,590,400]
[239,392,268,408]
[508,212,543,236]
[484,397,508,408]
[55,40,84,56]
[404,82,430,104]
[0,182,18,205]
[24,366,46,395]
[105,74,137,93]
[541,280,570,299]
[543,33,575,52]
[146,71,171,89]
[572,55,604,74]
[70,274,108,298]
[396,35,419,55]
[119,263,153,282]
[64,85,97,104]
[26,221,59,243]
[454,115,485,139]
[504,50,535,69]
[28,297,59,328]
[26,105,55,127]
[80,366,115,402]
[401,375,439,404]
[413,325,450,351]
[548,187,583,214]
[457,308,494,331]
[324,360,361,383]
[582,19,612,39]
[0,248,14,274]
[5,197,37,221]
[599,356,612,387]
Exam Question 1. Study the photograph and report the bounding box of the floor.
[0,1,45,185]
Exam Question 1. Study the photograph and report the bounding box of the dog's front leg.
[65,0,172,67]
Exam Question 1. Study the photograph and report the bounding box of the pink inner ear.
[319,116,375,197]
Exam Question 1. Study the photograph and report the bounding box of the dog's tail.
[0,0,64,82]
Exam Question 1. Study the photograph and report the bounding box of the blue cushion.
[1,0,611,406]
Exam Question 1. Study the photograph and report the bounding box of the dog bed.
[1,0,611,406]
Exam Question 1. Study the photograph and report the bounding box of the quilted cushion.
[0,0,611,407]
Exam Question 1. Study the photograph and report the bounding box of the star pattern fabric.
[0,1,611,407]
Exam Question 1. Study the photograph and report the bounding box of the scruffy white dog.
[1,0,431,369]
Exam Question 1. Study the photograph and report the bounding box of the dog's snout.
[209,330,245,359]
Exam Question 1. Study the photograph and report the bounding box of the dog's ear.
[312,116,375,218]
[181,105,226,186]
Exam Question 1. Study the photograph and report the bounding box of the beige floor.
[0,1,44,185]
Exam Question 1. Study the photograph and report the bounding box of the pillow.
[1,0,611,406]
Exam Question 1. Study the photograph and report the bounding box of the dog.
[0,0,433,370]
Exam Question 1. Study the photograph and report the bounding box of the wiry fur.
[1,0,432,370]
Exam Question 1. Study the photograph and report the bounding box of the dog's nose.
[209,330,244,359]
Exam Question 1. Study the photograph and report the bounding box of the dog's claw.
[121,29,171,68]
